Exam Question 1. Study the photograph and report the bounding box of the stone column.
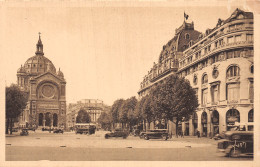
[50,114,53,128]
[207,111,213,138]
[197,112,202,137]
[43,114,46,127]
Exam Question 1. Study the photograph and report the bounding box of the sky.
[0,2,250,106]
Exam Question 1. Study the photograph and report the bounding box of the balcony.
[179,40,253,72]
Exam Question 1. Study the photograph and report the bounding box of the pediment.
[34,72,65,83]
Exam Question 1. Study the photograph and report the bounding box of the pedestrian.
[197,131,200,138]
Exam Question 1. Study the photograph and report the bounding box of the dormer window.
[185,33,190,39]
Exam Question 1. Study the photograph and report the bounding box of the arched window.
[226,65,240,78]
[248,109,253,122]
[226,109,240,123]
[186,33,190,39]
[250,65,253,73]
[211,110,219,124]
[201,112,207,123]
[202,74,208,84]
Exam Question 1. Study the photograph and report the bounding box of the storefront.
[226,109,240,131]
[211,110,219,136]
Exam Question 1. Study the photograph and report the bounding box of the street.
[6,130,253,161]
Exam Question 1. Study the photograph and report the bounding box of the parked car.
[217,131,253,158]
[20,129,29,136]
[53,129,64,134]
[105,128,129,139]
[213,131,226,140]
[141,129,169,140]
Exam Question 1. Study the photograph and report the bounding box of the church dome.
[17,65,26,73]
[24,55,56,74]
[22,33,56,75]
[57,68,64,79]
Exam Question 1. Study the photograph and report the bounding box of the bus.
[75,123,96,135]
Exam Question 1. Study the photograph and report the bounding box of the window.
[202,89,208,105]
[246,34,253,41]
[249,81,254,101]
[234,50,241,58]
[193,75,198,85]
[211,85,219,103]
[202,74,208,84]
[250,65,254,73]
[227,51,234,59]
[227,83,240,101]
[215,41,218,48]
[248,109,253,122]
[227,65,240,78]
[235,35,242,42]
[204,47,207,54]
[227,36,234,43]
[219,39,224,45]
[186,33,190,39]
[208,45,211,51]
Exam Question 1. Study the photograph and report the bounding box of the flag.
[184,12,189,20]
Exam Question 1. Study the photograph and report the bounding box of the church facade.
[17,34,66,129]
[138,9,254,137]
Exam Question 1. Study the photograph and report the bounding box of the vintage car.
[75,124,96,135]
[140,129,169,140]
[105,129,129,139]
[20,129,29,136]
[213,131,226,140]
[217,131,253,158]
[53,129,64,134]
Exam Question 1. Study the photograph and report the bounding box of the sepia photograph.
[0,0,259,166]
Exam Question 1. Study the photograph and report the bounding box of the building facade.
[138,8,254,137]
[17,34,67,129]
[66,99,106,128]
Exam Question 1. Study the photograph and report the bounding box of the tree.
[6,84,28,134]
[110,99,124,128]
[76,109,91,123]
[150,74,199,136]
[97,112,112,130]
[118,96,137,130]
[141,95,155,130]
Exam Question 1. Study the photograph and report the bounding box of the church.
[17,34,67,129]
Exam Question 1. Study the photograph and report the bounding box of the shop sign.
[227,116,239,123]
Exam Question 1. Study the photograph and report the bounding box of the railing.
[179,40,253,71]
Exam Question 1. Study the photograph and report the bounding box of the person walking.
[197,131,200,138]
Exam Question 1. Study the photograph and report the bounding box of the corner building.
[17,35,66,129]
[138,9,254,137]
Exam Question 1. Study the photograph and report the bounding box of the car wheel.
[229,149,241,158]
[144,135,149,140]
[123,135,127,139]
[105,134,109,139]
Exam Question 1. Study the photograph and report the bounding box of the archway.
[201,112,207,137]
[45,112,51,127]
[39,113,43,126]
[53,113,58,127]
[192,112,198,136]
[211,110,219,136]
[226,109,240,131]
[248,109,253,131]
